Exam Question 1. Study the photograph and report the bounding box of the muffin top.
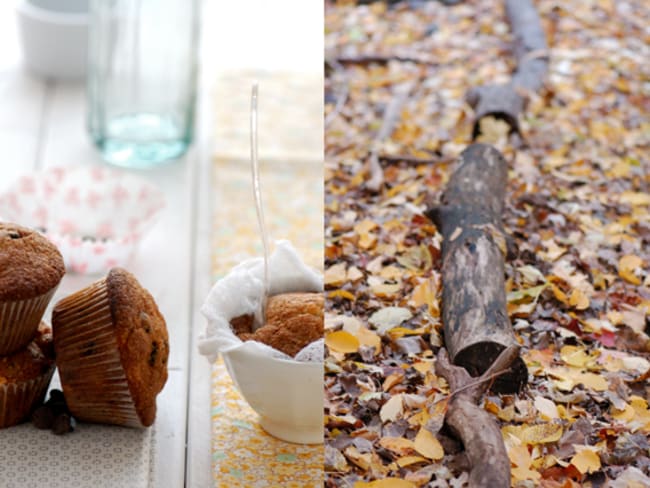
[237,292,324,357]
[0,323,55,384]
[107,268,169,427]
[0,223,65,301]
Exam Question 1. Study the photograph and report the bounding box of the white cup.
[16,0,89,80]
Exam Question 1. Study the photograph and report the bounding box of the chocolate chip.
[0,230,21,239]
[149,341,159,366]
[32,405,55,430]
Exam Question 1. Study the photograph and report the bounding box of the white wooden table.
[0,1,321,486]
[0,3,213,487]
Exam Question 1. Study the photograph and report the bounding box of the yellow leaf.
[560,345,594,368]
[371,282,401,298]
[577,372,609,391]
[570,446,601,474]
[354,479,416,488]
[325,331,360,353]
[395,455,428,468]
[379,265,403,280]
[509,444,531,467]
[413,427,444,460]
[386,326,428,340]
[328,289,356,301]
[534,396,559,420]
[355,219,379,250]
[502,423,563,445]
[412,360,433,374]
[380,394,403,423]
[619,191,650,206]
[325,262,347,287]
[378,437,416,455]
[569,288,590,310]
[409,278,440,317]
[522,423,563,444]
[356,327,381,354]
[344,446,371,470]
[550,283,569,305]
[511,465,542,483]
[619,255,644,285]
[383,372,405,392]
[347,266,364,282]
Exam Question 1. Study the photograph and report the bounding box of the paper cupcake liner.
[0,367,54,428]
[0,287,57,356]
[53,279,142,428]
[0,166,165,275]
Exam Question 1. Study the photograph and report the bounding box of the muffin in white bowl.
[199,240,323,444]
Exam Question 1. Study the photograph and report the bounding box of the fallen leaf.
[619,192,650,206]
[328,289,356,301]
[395,456,428,468]
[570,446,601,474]
[380,394,404,423]
[325,262,347,287]
[569,288,590,310]
[356,327,382,354]
[534,396,559,420]
[378,436,416,455]
[344,445,372,470]
[619,255,644,285]
[413,427,444,460]
[503,423,563,445]
[325,330,360,353]
[368,307,413,334]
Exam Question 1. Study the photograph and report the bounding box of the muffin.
[52,268,169,428]
[0,223,65,355]
[0,323,55,428]
[235,292,324,357]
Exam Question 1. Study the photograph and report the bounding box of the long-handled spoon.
[251,83,270,325]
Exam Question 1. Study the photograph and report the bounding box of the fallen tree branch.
[366,80,416,191]
[426,143,528,393]
[467,0,549,137]
[435,347,517,488]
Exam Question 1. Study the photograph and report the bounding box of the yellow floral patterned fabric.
[210,69,323,487]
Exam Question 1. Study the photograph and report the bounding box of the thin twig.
[335,54,438,67]
[378,153,454,166]
[367,80,416,191]
[325,58,349,128]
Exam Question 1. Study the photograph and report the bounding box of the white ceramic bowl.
[223,345,323,444]
[16,0,88,80]
[200,241,324,444]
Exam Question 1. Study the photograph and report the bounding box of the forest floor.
[323,1,650,487]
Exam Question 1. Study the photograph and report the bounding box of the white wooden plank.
[150,369,188,488]
[185,89,214,488]
[0,2,47,186]
[37,81,195,486]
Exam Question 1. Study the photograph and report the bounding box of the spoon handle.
[251,83,270,323]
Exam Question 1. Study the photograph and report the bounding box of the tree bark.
[435,347,519,488]
[426,143,527,393]
[467,0,549,137]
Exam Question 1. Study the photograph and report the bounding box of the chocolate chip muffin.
[0,222,65,355]
[0,322,56,428]
[52,268,169,428]
[236,292,324,357]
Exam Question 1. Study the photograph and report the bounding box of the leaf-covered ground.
[324,1,650,486]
